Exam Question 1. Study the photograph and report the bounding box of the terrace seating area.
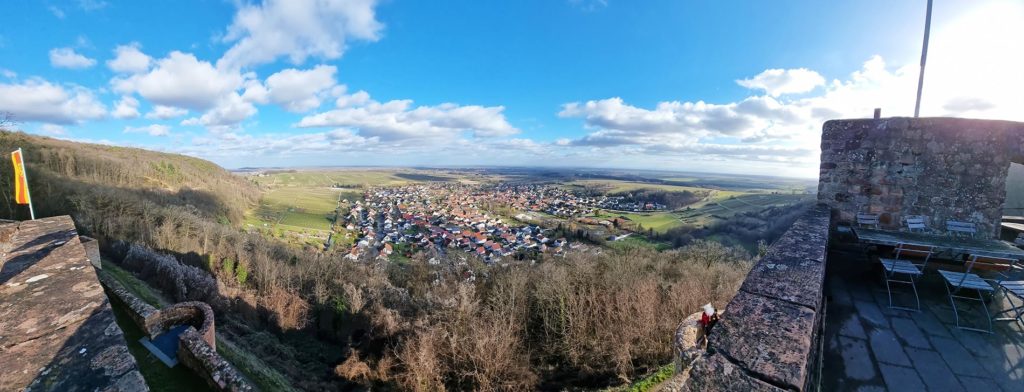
[823,239,1024,391]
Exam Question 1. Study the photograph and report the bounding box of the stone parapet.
[0,216,147,391]
[681,205,830,391]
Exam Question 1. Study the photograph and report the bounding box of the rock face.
[818,117,1024,238]
[0,216,146,391]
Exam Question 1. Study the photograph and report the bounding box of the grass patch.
[606,235,671,252]
[100,259,169,307]
[216,337,298,392]
[604,363,675,392]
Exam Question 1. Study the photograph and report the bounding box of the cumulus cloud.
[218,0,383,70]
[40,123,67,136]
[262,65,337,112]
[297,91,520,141]
[145,105,188,120]
[112,51,244,110]
[111,96,140,119]
[737,68,824,97]
[49,47,97,69]
[107,43,152,73]
[181,92,257,130]
[179,128,376,159]
[0,79,105,124]
[124,124,171,137]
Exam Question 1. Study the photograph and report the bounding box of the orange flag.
[11,149,30,205]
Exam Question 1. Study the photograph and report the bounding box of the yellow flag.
[11,149,30,205]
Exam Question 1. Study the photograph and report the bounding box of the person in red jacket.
[697,303,720,348]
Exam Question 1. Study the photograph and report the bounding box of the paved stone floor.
[823,244,1024,392]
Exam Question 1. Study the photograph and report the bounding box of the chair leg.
[945,281,963,330]
[910,276,921,311]
[978,289,993,334]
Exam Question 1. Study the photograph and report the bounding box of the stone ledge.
[685,353,785,392]
[682,206,830,391]
[707,291,817,390]
[739,205,829,309]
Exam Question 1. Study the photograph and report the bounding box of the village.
[338,183,668,262]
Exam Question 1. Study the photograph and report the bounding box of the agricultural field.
[247,186,343,232]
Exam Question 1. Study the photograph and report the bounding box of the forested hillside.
[0,129,754,390]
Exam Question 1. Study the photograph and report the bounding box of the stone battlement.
[0,216,147,391]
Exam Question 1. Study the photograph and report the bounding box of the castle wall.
[818,117,1024,238]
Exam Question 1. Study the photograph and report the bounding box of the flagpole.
[15,148,35,220]
[913,0,933,118]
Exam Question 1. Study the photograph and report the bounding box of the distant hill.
[0,131,257,224]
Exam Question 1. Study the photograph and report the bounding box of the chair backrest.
[906,216,928,232]
[857,213,880,228]
[946,220,977,238]
[965,254,1019,284]
[894,243,934,267]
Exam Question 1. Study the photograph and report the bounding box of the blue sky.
[1,0,1021,177]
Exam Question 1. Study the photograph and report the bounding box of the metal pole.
[914,0,933,117]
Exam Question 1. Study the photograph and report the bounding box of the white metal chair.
[857,213,880,229]
[880,243,934,311]
[993,266,1024,329]
[946,220,977,238]
[905,215,929,233]
[938,254,1017,333]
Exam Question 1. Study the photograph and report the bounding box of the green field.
[563,179,712,194]
[248,186,343,232]
[588,193,813,233]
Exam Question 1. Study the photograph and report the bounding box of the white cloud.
[77,0,108,11]
[181,92,257,130]
[124,124,171,137]
[217,0,383,69]
[0,79,105,124]
[49,47,97,69]
[181,128,375,158]
[107,43,152,73]
[737,68,824,97]
[297,91,520,141]
[0,69,15,79]
[112,51,243,110]
[111,96,140,119]
[145,105,189,120]
[263,65,337,112]
[49,6,66,19]
[40,123,67,136]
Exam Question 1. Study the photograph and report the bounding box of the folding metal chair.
[994,268,1024,329]
[857,213,880,229]
[879,243,933,311]
[938,254,1017,333]
[946,220,977,238]
[905,215,929,233]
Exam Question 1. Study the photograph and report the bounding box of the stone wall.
[681,204,830,391]
[100,271,252,391]
[818,117,1024,238]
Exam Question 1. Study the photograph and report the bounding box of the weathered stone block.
[683,353,784,392]
[707,291,817,390]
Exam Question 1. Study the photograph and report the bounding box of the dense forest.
[0,129,755,390]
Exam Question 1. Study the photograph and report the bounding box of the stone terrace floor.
[823,240,1024,392]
